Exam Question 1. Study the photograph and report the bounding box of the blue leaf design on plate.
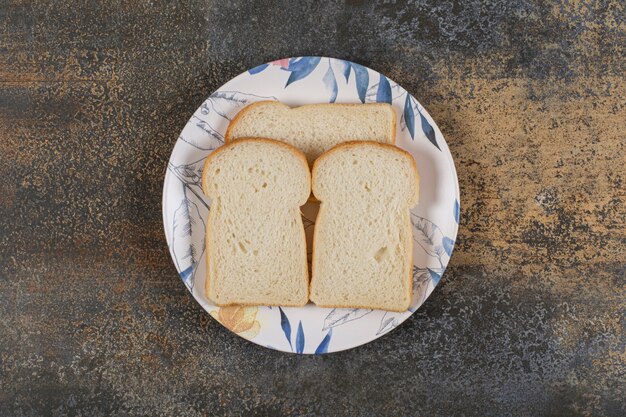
[285,57,321,86]
[376,74,392,103]
[413,266,430,285]
[454,199,460,224]
[167,163,209,215]
[322,66,338,103]
[376,312,400,335]
[404,95,416,139]
[442,236,455,256]
[194,118,225,143]
[419,110,440,150]
[179,265,193,287]
[181,116,224,150]
[171,158,205,186]
[428,268,442,285]
[410,212,447,259]
[186,91,277,150]
[296,321,305,354]
[337,60,351,82]
[286,57,311,71]
[322,308,372,330]
[248,63,269,74]
[315,328,332,354]
[172,188,206,290]
[278,307,292,350]
[351,63,369,103]
[412,266,432,309]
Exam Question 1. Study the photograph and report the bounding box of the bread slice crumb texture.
[310,141,419,312]
[226,102,396,165]
[202,138,311,307]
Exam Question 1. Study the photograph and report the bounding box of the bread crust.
[226,102,397,205]
[202,137,311,307]
[224,101,286,143]
[202,136,310,197]
[224,101,397,145]
[310,141,419,312]
[311,141,419,204]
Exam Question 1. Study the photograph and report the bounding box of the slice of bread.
[310,141,420,312]
[225,101,396,165]
[202,138,311,306]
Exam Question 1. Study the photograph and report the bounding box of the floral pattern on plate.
[163,57,460,354]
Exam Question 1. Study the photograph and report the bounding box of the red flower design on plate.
[270,58,290,69]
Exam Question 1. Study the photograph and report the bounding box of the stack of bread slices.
[202,101,419,312]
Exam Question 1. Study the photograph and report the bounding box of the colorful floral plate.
[162,57,459,354]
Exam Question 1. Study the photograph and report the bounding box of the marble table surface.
[1,1,624,416]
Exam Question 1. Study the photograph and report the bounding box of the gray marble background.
[1,1,624,416]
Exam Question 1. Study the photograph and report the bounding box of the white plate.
[162,57,459,354]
